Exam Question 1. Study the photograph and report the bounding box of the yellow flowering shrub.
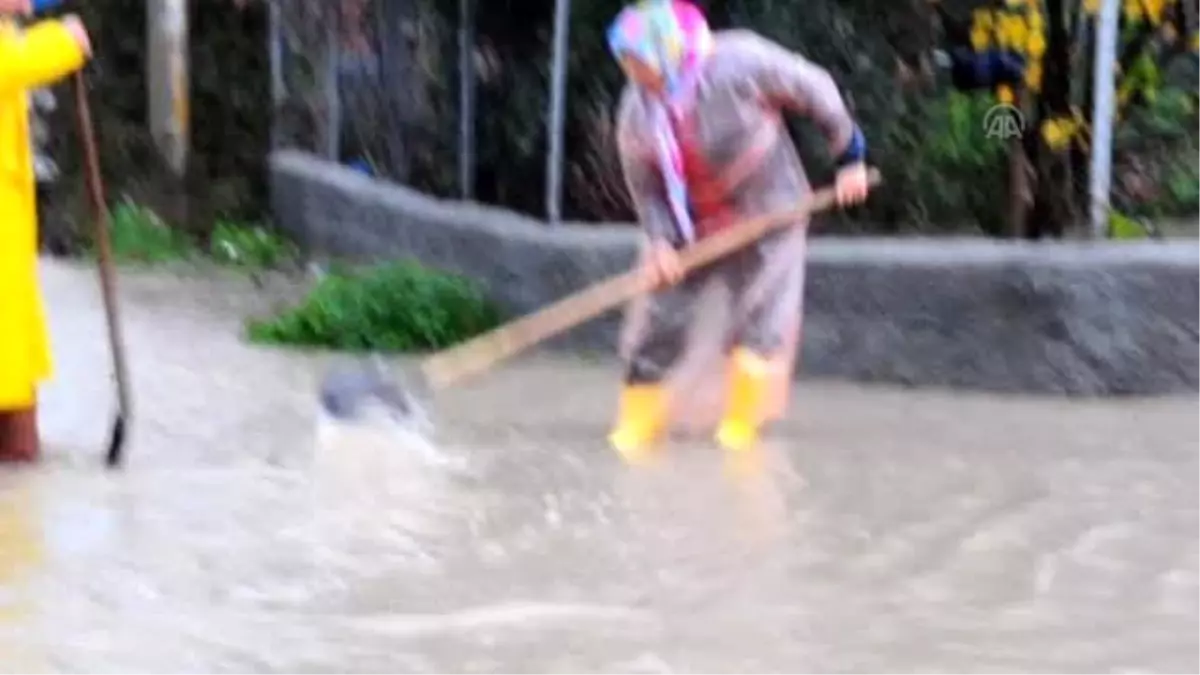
[1040,117,1079,151]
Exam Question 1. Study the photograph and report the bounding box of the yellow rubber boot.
[715,348,772,452]
[607,384,669,461]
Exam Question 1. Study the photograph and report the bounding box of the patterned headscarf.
[608,1,713,244]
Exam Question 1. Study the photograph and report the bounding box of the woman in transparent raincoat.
[606,0,871,457]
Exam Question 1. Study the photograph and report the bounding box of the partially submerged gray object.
[318,357,418,422]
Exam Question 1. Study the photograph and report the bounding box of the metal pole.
[147,0,189,176]
[545,0,571,224]
[323,8,342,161]
[1088,0,1120,239]
[458,0,476,200]
[268,0,284,149]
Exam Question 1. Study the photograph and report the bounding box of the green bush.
[875,91,1009,234]
[209,221,299,269]
[245,261,504,352]
[91,199,301,270]
[1117,87,1200,219]
[102,199,195,264]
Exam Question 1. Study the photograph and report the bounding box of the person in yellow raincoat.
[0,1,91,462]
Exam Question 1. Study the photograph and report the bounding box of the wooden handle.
[420,168,881,390]
[75,72,132,420]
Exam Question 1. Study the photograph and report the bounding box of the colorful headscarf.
[608,1,713,244]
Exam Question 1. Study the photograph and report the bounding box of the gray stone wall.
[271,150,1200,396]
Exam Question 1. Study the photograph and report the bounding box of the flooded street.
[1,258,1196,673]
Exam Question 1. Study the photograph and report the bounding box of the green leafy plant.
[1164,159,1200,208]
[246,260,503,352]
[209,220,299,270]
[88,199,303,272]
[1109,211,1152,239]
[101,199,195,264]
[875,91,1010,234]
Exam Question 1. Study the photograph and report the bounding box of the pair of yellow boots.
[609,348,775,457]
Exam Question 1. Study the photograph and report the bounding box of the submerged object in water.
[318,357,421,425]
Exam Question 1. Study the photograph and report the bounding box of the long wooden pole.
[75,73,132,468]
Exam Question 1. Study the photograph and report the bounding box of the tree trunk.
[1008,126,1032,238]
[1028,0,1078,238]
[1070,15,1094,211]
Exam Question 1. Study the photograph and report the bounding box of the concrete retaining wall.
[270,150,1200,396]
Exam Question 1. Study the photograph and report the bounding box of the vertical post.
[545,0,571,224]
[458,0,476,199]
[267,0,284,149]
[1006,108,1029,238]
[375,0,415,181]
[995,87,1031,239]
[147,0,190,176]
[323,7,342,161]
[1089,0,1120,239]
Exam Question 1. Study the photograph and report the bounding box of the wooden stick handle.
[75,72,132,420]
[420,168,881,390]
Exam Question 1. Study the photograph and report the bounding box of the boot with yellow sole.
[715,348,773,452]
[607,384,669,462]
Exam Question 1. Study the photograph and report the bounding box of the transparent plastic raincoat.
[608,4,861,452]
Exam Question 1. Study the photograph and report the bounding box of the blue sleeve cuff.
[836,125,867,168]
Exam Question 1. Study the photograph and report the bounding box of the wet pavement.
[0,257,1197,673]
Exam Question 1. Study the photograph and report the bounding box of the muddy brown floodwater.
[0,258,1196,673]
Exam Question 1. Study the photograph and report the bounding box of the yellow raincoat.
[0,19,87,409]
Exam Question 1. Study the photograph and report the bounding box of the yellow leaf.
[1110,212,1148,239]
[1000,16,1027,49]
[1040,117,1078,152]
[1025,61,1043,89]
[1039,122,1059,147]
[996,85,1015,104]
[971,26,991,50]
[1144,0,1164,22]
[1027,31,1046,57]
[994,28,1009,48]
